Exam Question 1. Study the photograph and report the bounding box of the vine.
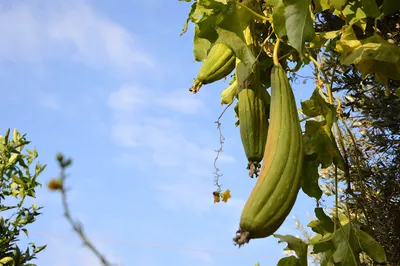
[180,0,399,264]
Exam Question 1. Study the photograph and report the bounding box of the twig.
[54,154,112,266]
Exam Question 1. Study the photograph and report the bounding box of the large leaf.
[311,222,387,265]
[274,235,308,266]
[312,0,331,13]
[315,208,335,233]
[301,89,337,125]
[353,226,387,263]
[338,0,367,30]
[380,0,400,17]
[308,208,335,236]
[277,256,300,266]
[187,0,257,75]
[331,223,360,265]
[361,0,381,18]
[301,89,346,170]
[269,0,315,56]
[336,26,400,83]
[310,30,341,49]
[330,0,347,11]
[301,155,322,200]
[303,120,345,169]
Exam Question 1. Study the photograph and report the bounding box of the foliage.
[180,0,400,264]
[0,129,47,266]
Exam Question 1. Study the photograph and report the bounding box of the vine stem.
[213,102,233,192]
[273,38,280,66]
[236,1,270,23]
[306,54,371,259]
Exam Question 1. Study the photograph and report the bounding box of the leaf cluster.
[0,129,46,266]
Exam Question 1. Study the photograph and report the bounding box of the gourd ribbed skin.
[238,76,269,168]
[237,24,270,176]
[235,65,303,244]
[190,43,235,93]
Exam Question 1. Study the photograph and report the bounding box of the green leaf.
[33,244,47,254]
[331,223,360,265]
[301,89,346,170]
[312,0,331,13]
[0,257,14,266]
[395,88,400,98]
[303,120,345,169]
[301,155,322,200]
[340,0,367,30]
[315,208,335,233]
[301,88,336,124]
[313,240,334,254]
[269,0,315,56]
[189,0,257,74]
[380,0,400,17]
[336,26,400,82]
[310,30,341,49]
[330,0,347,11]
[180,2,198,36]
[361,0,381,18]
[8,153,19,165]
[274,235,308,266]
[276,256,300,266]
[354,226,387,263]
[11,174,25,187]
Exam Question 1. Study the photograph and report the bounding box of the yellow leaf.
[213,191,220,203]
[11,190,19,197]
[221,189,231,202]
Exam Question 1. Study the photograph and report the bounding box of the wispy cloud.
[0,1,153,73]
[107,83,236,213]
[36,90,61,110]
[108,84,205,115]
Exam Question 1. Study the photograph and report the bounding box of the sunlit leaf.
[312,0,331,13]
[274,234,308,266]
[277,256,300,266]
[330,0,347,11]
[269,0,315,56]
[340,0,367,30]
[336,26,400,83]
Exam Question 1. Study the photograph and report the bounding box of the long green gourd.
[237,22,270,177]
[234,39,304,246]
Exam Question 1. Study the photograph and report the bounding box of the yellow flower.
[221,189,231,202]
[213,191,220,203]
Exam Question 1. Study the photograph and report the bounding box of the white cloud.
[0,1,153,72]
[108,84,205,115]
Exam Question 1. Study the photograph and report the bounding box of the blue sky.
[0,1,321,265]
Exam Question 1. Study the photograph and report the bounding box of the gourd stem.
[273,38,280,66]
[236,1,270,23]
